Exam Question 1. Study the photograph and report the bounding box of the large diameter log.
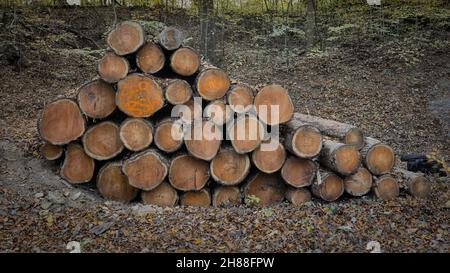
[227,84,254,114]
[40,143,63,160]
[284,125,323,158]
[361,137,395,175]
[343,167,373,196]
[77,80,116,119]
[372,175,399,200]
[285,187,312,205]
[141,182,179,207]
[154,119,184,153]
[60,143,95,184]
[116,74,164,118]
[82,121,124,160]
[38,99,85,145]
[254,84,294,125]
[229,115,265,154]
[319,140,360,175]
[122,149,169,190]
[169,154,209,191]
[289,113,365,149]
[180,189,211,207]
[397,169,430,198]
[184,120,222,161]
[165,79,193,105]
[170,47,200,76]
[212,186,241,207]
[195,68,230,101]
[98,52,129,83]
[136,42,165,74]
[107,21,145,56]
[243,172,285,206]
[96,162,138,203]
[204,99,233,126]
[311,170,344,202]
[119,118,153,152]
[281,156,317,188]
[210,147,250,186]
[251,139,286,173]
[172,99,202,124]
[159,27,183,51]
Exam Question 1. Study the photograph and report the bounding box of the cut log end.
[227,84,254,114]
[172,99,202,124]
[41,143,63,160]
[407,175,431,198]
[344,128,364,150]
[255,84,294,125]
[243,172,285,206]
[229,115,265,154]
[60,144,95,184]
[180,189,211,207]
[141,182,179,207]
[39,99,85,145]
[251,139,286,173]
[281,157,317,188]
[196,68,230,101]
[210,148,250,186]
[285,187,312,206]
[365,143,395,175]
[82,121,123,160]
[77,80,116,119]
[97,162,138,203]
[107,21,145,55]
[290,125,323,158]
[373,175,399,201]
[344,167,373,196]
[320,140,360,176]
[165,79,193,105]
[123,149,168,190]
[312,171,344,202]
[184,120,222,161]
[159,27,183,51]
[170,47,200,76]
[204,100,232,126]
[212,186,241,207]
[136,43,165,74]
[119,118,153,152]
[154,119,184,153]
[169,154,209,191]
[98,52,129,83]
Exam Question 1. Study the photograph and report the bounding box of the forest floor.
[0,6,449,252]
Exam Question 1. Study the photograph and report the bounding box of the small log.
[284,125,323,158]
[212,186,241,207]
[243,172,285,206]
[141,182,179,207]
[210,147,250,186]
[227,84,254,114]
[184,120,222,161]
[372,175,399,200]
[171,99,202,124]
[229,115,265,154]
[343,167,373,197]
[180,189,211,207]
[169,154,210,191]
[154,118,184,153]
[77,80,116,119]
[195,68,230,101]
[170,47,200,76]
[96,162,138,203]
[319,140,360,176]
[281,156,317,188]
[311,169,344,202]
[254,84,294,125]
[122,149,169,190]
[136,42,165,74]
[98,52,129,83]
[251,138,286,173]
[285,187,312,205]
[116,74,165,118]
[344,128,365,150]
[204,99,233,126]
[60,143,95,184]
[40,143,63,160]
[159,27,183,51]
[119,118,153,152]
[38,99,85,145]
[361,137,395,176]
[165,79,193,105]
[82,121,124,160]
[107,21,145,56]
[397,169,430,198]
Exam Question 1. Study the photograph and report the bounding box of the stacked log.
[38,21,429,207]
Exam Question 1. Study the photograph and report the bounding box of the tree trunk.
[319,140,360,175]
[251,138,286,174]
[40,143,63,161]
[285,187,312,205]
[227,84,254,114]
[170,47,200,76]
[372,175,399,200]
[344,167,373,196]
[153,118,184,153]
[311,169,344,202]
[122,149,169,190]
[60,143,95,184]
[96,161,138,203]
[169,154,210,191]
[180,188,211,207]
[184,120,222,160]
[281,156,317,188]
[195,67,230,101]
[198,0,217,64]
[254,84,294,125]
[210,146,250,186]
[136,42,165,74]
[361,137,395,176]
[243,172,286,206]
[119,118,153,152]
[158,26,183,51]
[229,115,265,154]
[212,186,241,207]
[38,99,86,145]
[284,124,323,158]
[98,52,129,83]
[77,80,116,119]
[397,169,431,198]
[141,182,179,207]
[165,79,193,105]
[305,0,316,51]
[107,21,145,55]
[82,121,124,160]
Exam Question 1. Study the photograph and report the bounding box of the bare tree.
[305,0,316,51]
[198,0,217,64]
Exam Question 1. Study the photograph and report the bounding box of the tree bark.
[305,0,316,51]
[396,169,431,198]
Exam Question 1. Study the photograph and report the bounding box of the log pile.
[38,21,431,207]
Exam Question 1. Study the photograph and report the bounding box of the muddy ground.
[0,6,449,252]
